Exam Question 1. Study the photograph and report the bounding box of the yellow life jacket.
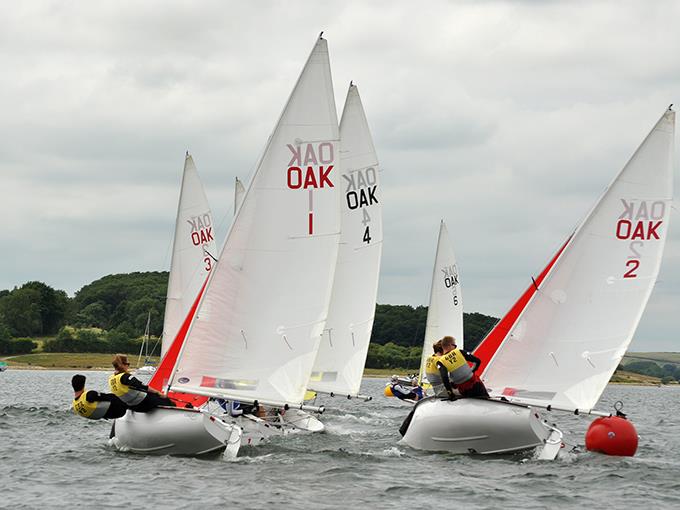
[425,355,440,376]
[108,372,146,406]
[424,355,445,396]
[438,348,473,385]
[72,390,110,419]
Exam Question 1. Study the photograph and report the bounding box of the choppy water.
[1,370,679,509]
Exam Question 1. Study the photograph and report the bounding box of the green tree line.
[621,360,680,384]
[0,273,499,365]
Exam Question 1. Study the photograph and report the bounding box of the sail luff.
[161,154,190,357]
[419,220,445,384]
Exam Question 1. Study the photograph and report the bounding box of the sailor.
[389,375,424,401]
[437,336,489,398]
[109,354,176,412]
[71,374,127,420]
[424,340,446,397]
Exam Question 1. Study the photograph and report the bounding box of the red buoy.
[585,416,638,456]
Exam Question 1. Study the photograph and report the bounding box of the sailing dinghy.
[385,221,463,400]
[111,35,341,456]
[111,153,233,455]
[420,220,464,387]
[307,82,383,401]
[401,108,675,458]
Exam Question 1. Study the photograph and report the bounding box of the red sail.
[474,236,572,376]
[149,276,209,408]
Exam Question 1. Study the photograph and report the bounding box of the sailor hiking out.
[109,354,176,412]
[437,336,489,399]
[71,374,127,420]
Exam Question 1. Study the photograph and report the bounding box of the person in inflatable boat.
[437,336,489,399]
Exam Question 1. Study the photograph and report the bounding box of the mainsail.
[161,153,217,357]
[168,36,341,407]
[418,220,463,383]
[480,109,675,410]
[308,83,383,396]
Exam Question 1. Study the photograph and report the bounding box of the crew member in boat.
[227,400,266,418]
[71,374,127,420]
[389,375,424,401]
[109,354,176,412]
[437,336,489,398]
[424,340,446,397]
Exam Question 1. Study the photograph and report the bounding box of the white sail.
[169,36,341,407]
[308,83,383,396]
[162,153,217,357]
[234,177,245,216]
[482,109,675,410]
[419,220,464,382]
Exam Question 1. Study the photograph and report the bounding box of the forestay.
[168,36,341,407]
[308,83,383,396]
[162,154,217,357]
[419,220,463,383]
[482,109,675,410]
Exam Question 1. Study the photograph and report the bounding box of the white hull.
[110,406,324,456]
[401,398,555,455]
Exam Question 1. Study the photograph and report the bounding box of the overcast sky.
[1,1,679,351]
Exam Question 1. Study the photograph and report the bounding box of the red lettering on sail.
[288,167,302,189]
[624,260,640,278]
[304,166,319,188]
[191,232,201,245]
[646,221,661,240]
[616,220,662,240]
[631,222,645,240]
[616,220,632,239]
[287,166,334,189]
[319,166,334,187]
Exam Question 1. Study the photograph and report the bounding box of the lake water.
[1,370,679,509]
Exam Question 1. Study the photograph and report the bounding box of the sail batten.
[481,109,675,410]
[308,83,383,396]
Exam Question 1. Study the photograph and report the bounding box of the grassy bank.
[3,352,678,385]
[609,370,668,385]
[2,352,158,370]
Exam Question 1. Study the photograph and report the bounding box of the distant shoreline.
[2,356,677,386]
